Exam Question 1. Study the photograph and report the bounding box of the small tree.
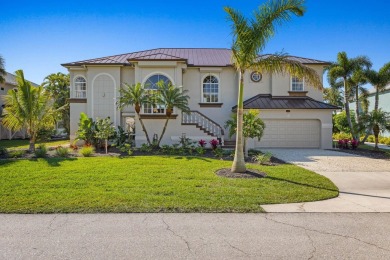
[225,109,266,156]
[360,109,390,149]
[151,81,190,147]
[95,117,116,154]
[333,111,358,135]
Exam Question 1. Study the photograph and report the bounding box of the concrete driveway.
[261,149,390,212]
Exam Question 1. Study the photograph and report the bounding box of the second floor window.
[74,76,86,98]
[291,76,304,91]
[203,75,219,103]
[143,74,171,114]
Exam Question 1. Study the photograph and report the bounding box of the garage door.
[256,119,320,148]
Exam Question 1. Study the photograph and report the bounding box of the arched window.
[74,76,86,98]
[202,75,219,103]
[143,74,172,114]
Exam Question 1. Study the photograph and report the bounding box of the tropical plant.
[0,55,5,84]
[333,111,357,134]
[349,69,369,123]
[209,139,219,150]
[198,139,206,148]
[253,152,272,165]
[151,81,190,147]
[79,145,94,157]
[224,0,322,173]
[224,109,266,156]
[42,72,70,135]
[2,70,64,152]
[55,146,70,157]
[360,109,390,149]
[34,144,47,158]
[94,117,116,154]
[117,83,151,145]
[363,62,390,111]
[76,112,96,146]
[328,52,372,140]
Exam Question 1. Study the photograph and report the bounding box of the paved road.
[262,149,390,212]
[1,213,390,259]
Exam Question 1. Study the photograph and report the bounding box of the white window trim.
[290,76,305,91]
[201,73,220,103]
[73,75,87,98]
[141,73,174,115]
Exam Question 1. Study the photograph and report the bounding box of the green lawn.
[0,139,69,149]
[0,156,338,213]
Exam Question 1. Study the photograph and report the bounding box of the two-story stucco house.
[62,48,337,149]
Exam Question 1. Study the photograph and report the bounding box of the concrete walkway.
[261,149,390,212]
[364,142,390,150]
[1,213,390,259]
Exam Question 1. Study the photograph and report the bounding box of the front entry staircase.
[181,111,225,145]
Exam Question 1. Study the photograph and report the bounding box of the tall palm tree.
[225,0,323,173]
[349,69,368,124]
[153,81,190,147]
[0,55,5,83]
[328,52,371,140]
[363,62,390,111]
[117,83,152,145]
[2,70,64,152]
[360,109,390,149]
[323,77,343,109]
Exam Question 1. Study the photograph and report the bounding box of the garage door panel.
[256,119,320,148]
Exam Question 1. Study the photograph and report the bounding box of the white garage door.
[256,119,320,148]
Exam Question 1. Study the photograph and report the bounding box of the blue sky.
[1,0,389,87]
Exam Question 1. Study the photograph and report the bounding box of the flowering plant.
[350,139,359,149]
[198,139,206,147]
[209,139,219,150]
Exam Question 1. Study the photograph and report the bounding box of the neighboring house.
[0,72,39,140]
[350,85,390,137]
[62,48,337,149]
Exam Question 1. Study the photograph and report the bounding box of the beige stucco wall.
[69,103,87,141]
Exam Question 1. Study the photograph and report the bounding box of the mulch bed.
[215,168,267,179]
[331,147,390,160]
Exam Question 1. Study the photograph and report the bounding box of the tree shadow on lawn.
[173,156,212,162]
[0,159,18,167]
[265,175,339,194]
[28,157,78,167]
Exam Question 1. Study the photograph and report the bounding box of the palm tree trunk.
[105,139,108,154]
[373,124,379,149]
[157,117,170,147]
[29,135,36,152]
[355,86,360,124]
[343,78,356,140]
[374,87,379,111]
[137,112,151,145]
[231,70,246,173]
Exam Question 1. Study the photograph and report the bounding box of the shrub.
[210,139,219,150]
[0,146,8,157]
[333,132,352,141]
[366,135,375,143]
[195,146,205,155]
[253,152,272,165]
[9,150,25,158]
[140,143,152,153]
[213,147,224,159]
[56,146,70,157]
[350,139,359,149]
[119,143,133,156]
[79,146,94,157]
[34,144,47,158]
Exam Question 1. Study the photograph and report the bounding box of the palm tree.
[153,81,190,147]
[42,72,70,135]
[225,0,323,173]
[349,69,369,124]
[328,52,371,140]
[117,83,152,145]
[360,109,390,149]
[2,70,64,152]
[363,62,390,111]
[0,55,5,83]
[323,77,343,109]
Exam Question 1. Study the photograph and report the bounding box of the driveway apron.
[261,149,390,212]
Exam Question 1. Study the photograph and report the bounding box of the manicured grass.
[0,139,69,149]
[0,156,338,213]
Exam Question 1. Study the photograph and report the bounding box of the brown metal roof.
[61,48,330,67]
[232,94,339,110]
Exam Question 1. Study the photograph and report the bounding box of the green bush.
[0,146,8,157]
[195,146,205,156]
[379,137,390,145]
[34,144,47,158]
[9,150,25,158]
[253,152,272,165]
[79,146,94,157]
[139,143,152,153]
[332,132,352,140]
[366,135,375,143]
[213,148,224,159]
[119,143,133,156]
[55,146,70,157]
